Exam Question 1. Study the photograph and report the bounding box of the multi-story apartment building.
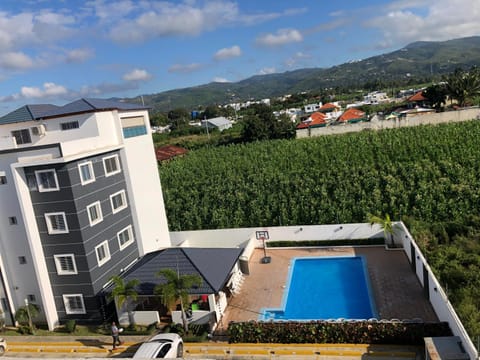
[0,98,170,329]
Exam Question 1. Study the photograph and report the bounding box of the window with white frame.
[63,294,86,314]
[45,212,68,234]
[117,225,134,250]
[0,175,6,184]
[35,169,59,192]
[78,162,95,185]
[11,129,31,145]
[95,240,110,267]
[54,254,77,275]
[103,155,121,176]
[87,201,103,226]
[110,190,127,213]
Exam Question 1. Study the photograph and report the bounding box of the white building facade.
[0,98,170,329]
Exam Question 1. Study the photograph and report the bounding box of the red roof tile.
[408,91,427,102]
[338,108,366,122]
[319,103,340,111]
[155,145,188,161]
[296,112,326,129]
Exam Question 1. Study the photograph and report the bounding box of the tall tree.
[422,84,448,111]
[154,269,202,333]
[109,275,140,328]
[443,67,480,107]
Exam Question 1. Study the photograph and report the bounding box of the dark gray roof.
[0,104,59,125]
[0,98,147,125]
[104,247,242,296]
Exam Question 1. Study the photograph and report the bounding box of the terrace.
[216,246,437,332]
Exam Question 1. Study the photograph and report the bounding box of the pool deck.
[216,246,438,332]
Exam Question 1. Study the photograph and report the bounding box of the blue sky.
[0,0,479,114]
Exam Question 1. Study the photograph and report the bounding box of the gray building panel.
[24,149,140,323]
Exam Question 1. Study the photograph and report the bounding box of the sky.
[0,0,479,115]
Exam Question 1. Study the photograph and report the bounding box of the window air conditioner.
[31,124,46,136]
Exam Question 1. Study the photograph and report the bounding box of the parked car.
[132,333,183,359]
[0,338,6,356]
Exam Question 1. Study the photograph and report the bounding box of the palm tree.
[154,268,202,333]
[109,275,140,329]
[369,213,396,247]
[15,303,40,334]
[443,67,480,107]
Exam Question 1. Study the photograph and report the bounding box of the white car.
[133,333,183,359]
[0,338,6,356]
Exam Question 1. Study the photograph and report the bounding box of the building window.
[0,175,6,184]
[8,216,17,225]
[117,225,134,250]
[61,121,79,130]
[78,162,95,185]
[11,129,32,145]
[18,256,27,264]
[45,212,68,234]
[103,155,121,176]
[110,190,127,213]
[95,241,110,267]
[63,294,86,314]
[35,169,59,192]
[54,254,77,275]
[87,201,103,226]
[27,294,36,302]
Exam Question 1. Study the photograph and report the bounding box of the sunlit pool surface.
[260,256,377,321]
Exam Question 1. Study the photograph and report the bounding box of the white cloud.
[65,48,94,63]
[20,82,68,99]
[168,63,203,74]
[212,77,229,83]
[214,45,242,61]
[0,52,35,70]
[123,68,152,81]
[256,28,303,47]
[258,67,276,75]
[366,0,480,48]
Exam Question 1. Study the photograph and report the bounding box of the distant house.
[318,102,341,113]
[297,112,327,129]
[407,91,429,108]
[337,108,367,124]
[155,145,188,162]
[304,102,322,113]
[201,117,232,132]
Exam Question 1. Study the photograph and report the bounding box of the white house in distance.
[201,116,232,132]
[0,98,170,329]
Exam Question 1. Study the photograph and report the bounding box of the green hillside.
[130,36,480,112]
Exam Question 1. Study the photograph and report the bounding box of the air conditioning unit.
[31,124,46,136]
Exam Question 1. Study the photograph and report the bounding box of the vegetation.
[159,120,480,340]
[14,303,40,334]
[228,320,451,344]
[154,269,202,333]
[368,214,396,247]
[109,275,140,329]
[268,238,384,248]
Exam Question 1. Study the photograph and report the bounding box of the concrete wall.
[297,107,480,138]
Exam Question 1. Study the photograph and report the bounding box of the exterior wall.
[297,107,480,139]
[0,102,172,329]
[171,223,384,248]
[120,110,171,254]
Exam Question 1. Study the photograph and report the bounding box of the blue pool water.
[260,256,377,321]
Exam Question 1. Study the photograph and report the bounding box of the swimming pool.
[260,256,377,321]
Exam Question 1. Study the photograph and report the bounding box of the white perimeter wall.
[297,107,480,138]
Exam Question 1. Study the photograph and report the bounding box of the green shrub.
[65,320,76,333]
[268,238,384,248]
[227,320,452,345]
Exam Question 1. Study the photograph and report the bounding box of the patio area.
[215,246,438,332]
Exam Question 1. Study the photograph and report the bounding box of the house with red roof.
[337,108,367,124]
[296,112,327,129]
[407,91,429,108]
[318,102,341,113]
[155,145,189,162]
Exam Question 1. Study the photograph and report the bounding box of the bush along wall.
[227,321,452,345]
[267,238,385,248]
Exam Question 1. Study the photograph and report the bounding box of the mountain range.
[128,36,480,112]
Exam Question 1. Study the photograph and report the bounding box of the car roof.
[150,333,182,342]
